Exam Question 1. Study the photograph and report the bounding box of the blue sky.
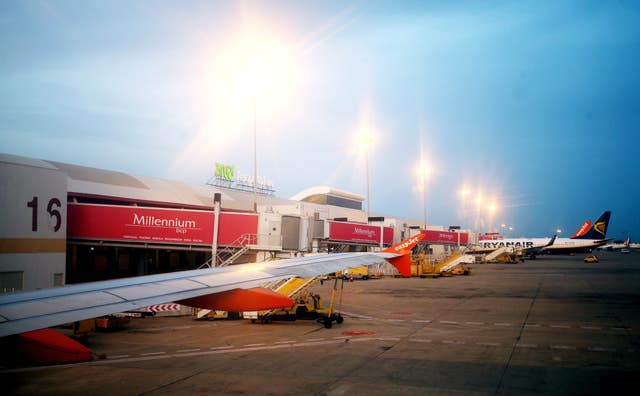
[1,0,639,240]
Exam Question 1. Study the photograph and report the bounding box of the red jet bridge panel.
[421,230,469,245]
[67,203,258,246]
[329,221,394,245]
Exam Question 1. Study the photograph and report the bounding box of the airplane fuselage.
[472,238,551,253]
[543,238,607,254]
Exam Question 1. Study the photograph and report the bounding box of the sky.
[1,0,639,240]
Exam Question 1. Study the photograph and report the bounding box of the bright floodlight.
[353,130,376,157]
[216,31,298,105]
[237,45,295,100]
[415,161,433,182]
[360,131,375,147]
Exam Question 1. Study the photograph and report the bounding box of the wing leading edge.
[0,251,399,337]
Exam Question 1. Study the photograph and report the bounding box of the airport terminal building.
[0,153,473,292]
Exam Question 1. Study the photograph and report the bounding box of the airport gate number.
[26,196,62,232]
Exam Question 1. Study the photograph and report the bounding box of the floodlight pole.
[366,145,370,218]
[423,174,427,230]
[253,96,257,212]
[212,193,221,267]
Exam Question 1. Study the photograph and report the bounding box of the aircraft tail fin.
[383,234,424,277]
[571,221,592,239]
[574,211,611,240]
[383,233,424,254]
[624,237,630,247]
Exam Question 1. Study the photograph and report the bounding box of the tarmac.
[3,252,639,395]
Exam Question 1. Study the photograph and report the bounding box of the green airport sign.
[215,163,235,181]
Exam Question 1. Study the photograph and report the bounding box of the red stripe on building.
[67,203,257,246]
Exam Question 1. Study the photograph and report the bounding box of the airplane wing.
[0,252,397,338]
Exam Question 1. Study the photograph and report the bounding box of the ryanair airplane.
[544,211,611,254]
[470,211,612,256]
[470,236,555,256]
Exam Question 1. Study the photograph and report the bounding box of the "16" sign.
[26,196,62,232]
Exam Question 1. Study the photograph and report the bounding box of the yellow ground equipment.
[95,315,130,330]
[449,265,472,276]
[71,319,96,338]
[71,315,130,337]
[192,309,240,320]
[337,265,370,280]
[411,253,473,277]
[484,247,521,263]
[584,255,599,263]
[246,276,345,328]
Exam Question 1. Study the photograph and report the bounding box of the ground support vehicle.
[246,276,345,328]
[484,247,522,263]
[336,265,370,280]
[192,309,240,320]
[94,315,130,330]
[68,315,129,338]
[411,253,474,277]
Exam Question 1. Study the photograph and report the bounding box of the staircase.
[259,276,322,317]
[199,234,256,268]
[436,253,474,273]
[484,247,508,262]
[276,276,321,299]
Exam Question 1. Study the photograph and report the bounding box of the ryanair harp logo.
[594,221,606,236]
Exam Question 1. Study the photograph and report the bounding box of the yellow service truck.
[337,265,370,280]
[245,292,344,328]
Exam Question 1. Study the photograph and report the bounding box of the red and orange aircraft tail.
[383,233,424,277]
[571,221,592,239]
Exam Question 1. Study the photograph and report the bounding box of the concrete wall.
[0,159,68,291]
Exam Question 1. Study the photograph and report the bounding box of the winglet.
[383,234,424,277]
[545,235,557,247]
